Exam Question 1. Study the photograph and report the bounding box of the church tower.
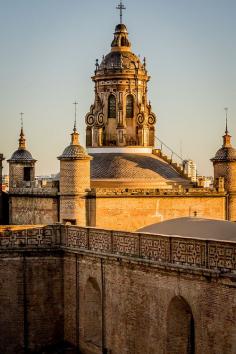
[85,2,156,148]
[8,118,36,191]
[58,111,92,226]
[211,110,236,221]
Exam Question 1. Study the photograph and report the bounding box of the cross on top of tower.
[116,0,126,24]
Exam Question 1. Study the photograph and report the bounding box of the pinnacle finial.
[19,112,26,149]
[224,107,229,135]
[20,112,24,134]
[116,0,126,24]
[223,107,232,148]
[71,102,79,145]
[73,101,78,132]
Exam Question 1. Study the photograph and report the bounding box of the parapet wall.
[0,224,236,354]
[1,224,236,273]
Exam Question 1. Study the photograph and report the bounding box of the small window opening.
[24,167,31,181]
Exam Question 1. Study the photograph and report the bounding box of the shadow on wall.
[2,192,9,224]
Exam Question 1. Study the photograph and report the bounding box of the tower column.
[211,110,236,221]
[58,124,92,226]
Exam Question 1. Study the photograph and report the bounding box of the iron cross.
[116,1,126,24]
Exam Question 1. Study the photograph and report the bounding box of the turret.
[58,119,92,226]
[7,120,36,191]
[211,110,236,220]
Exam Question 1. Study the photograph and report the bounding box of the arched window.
[108,94,116,118]
[121,37,126,46]
[167,296,195,354]
[126,95,134,118]
[84,278,102,347]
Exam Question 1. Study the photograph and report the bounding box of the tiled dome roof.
[58,144,89,160]
[8,149,36,163]
[90,153,190,188]
[58,128,91,161]
[212,147,236,162]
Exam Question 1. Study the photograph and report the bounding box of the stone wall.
[0,225,63,354]
[9,195,59,225]
[0,224,236,354]
[93,194,226,231]
[62,226,236,354]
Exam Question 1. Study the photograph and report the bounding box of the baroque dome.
[95,22,146,74]
[98,50,144,72]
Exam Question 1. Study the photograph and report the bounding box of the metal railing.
[154,136,184,166]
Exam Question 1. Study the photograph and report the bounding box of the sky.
[0,0,235,176]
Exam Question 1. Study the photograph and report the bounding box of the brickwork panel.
[10,196,58,225]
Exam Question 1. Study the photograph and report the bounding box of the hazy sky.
[0,0,235,176]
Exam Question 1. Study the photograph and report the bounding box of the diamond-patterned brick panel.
[88,229,112,253]
[171,238,206,267]
[66,227,88,249]
[208,242,236,270]
[113,231,139,257]
[140,234,170,262]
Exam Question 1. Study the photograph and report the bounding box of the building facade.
[2,16,236,230]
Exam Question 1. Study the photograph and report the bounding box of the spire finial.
[222,107,232,148]
[20,112,24,133]
[116,0,126,24]
[73,101,78,132]
[224,107,229,134]
[71,101,79,145]
[19,112,26,149]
